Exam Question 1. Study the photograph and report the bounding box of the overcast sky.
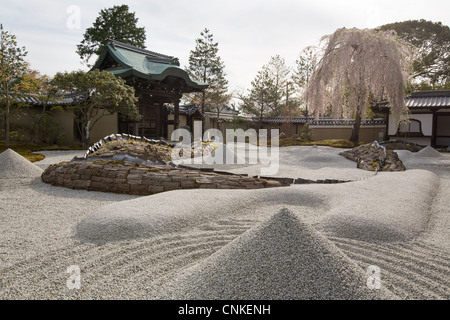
[1,0,449,97]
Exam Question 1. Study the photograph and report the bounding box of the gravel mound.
[75,189,264,244]
[319,170,439,241]
[157,208,396,300]
[76,169,438,245]
[415,145,442,158]
[0,148,43,179]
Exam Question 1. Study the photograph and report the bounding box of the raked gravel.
[156,208,396,300]
[0,147,449,299]
[32,150,86,170]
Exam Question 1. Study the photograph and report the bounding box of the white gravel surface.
[225,145,375,180]
[32,150,86,170]
[0,146,449,300]
[77,169,438,244]
[157,208,396,300]
[318,170,439,242]
[0,149,138,269]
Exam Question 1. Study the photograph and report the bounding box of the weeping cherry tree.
[306,27,416,143]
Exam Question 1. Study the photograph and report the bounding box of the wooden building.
[164,103,204,139]
[373,90,450,147]
[91,40,208,139]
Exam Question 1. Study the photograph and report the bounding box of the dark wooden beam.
[134,87,177,100]
[174,99,180,131]
[157,101,164,138]
[385,113,389,141]
[432,111,438,146]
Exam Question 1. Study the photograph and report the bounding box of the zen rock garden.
[41,134,290,195]
[41,134,417,196]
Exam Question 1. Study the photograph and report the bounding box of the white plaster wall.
[389,113,433,136]
[410,114,433,136]
[193,120,203,140]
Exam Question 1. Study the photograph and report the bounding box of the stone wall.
[41,160,289,196]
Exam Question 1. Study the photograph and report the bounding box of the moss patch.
[0,146,44,162]
[0,142,84,162]
[298,139,356,148]
[257,138,357,148]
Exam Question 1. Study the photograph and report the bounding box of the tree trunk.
[201,91,205,114]
[216,109,221,131]
[5,95,10,146]
[32,123,39,144]
[80,119,90,149]
[260,93,264,130]
[32,106,47,144]
[350,107,362,144]
[82,133,90,149]
[259,107,264,130]
[200,91,206,139]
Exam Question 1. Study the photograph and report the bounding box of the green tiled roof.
[91,40,207,91]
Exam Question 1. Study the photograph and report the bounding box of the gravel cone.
[157,208,397,300]
[0,148,43,179]
[416,145,442,158]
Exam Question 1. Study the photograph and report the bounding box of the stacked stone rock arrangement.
[41,160,289,196]
[83,134,216,164]
[339,142,406,172]
[85,139,173,163]
[85,133,173,158]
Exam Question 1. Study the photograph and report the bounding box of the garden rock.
[339,142,406,171]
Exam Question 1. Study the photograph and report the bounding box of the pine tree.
[186,28,229,115]
[379,20,450,87]
[239,65,276,128]
[239,55,290,125]
[292,47,317,118]
[77,5,146,66]
[266,55,290,114]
